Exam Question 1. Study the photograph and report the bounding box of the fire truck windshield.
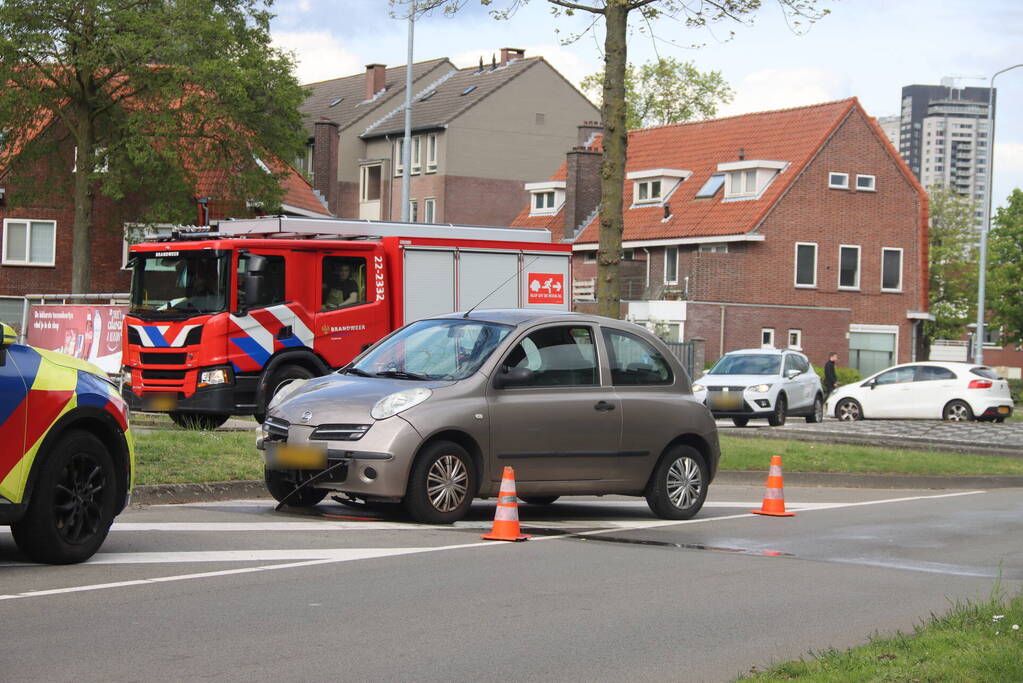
[130,251,230,319]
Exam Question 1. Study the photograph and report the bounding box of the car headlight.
[267,378,308,410]
[691,383,705,392]
[199,368,230,387]
[749,383,772,393]
[371,387,432,420]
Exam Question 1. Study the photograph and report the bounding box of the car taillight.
[968,379,992,389]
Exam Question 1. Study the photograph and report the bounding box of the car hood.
[272,373,455,425]
[36,347,109,380]
[695,374,781,388]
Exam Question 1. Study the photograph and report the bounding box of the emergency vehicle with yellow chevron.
[1,322,134,564]
[122,217,571,428]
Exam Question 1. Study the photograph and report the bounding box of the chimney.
[313,118,340,214]
[500,47,525,66]
[577,120,602,148]
[563,144,602,241]
[365,64,386,100]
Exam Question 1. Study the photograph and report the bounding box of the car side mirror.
[786,369,800,379]
[866,381,876,390]
[494,366,534,389]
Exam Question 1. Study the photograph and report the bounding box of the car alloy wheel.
[767,394,787,426]
[646,445,708,520]
[426,455,469,512]
[943,400,974,422]
[666,456,703,509]
[836,398,862,421]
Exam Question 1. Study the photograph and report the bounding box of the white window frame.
[426,133,437,172]
[881,247,903,292]
[2,218,56,267]
[787,329,802,350]
[359,164,383,202]
[761,328,775,348]
[533,191,556,211]
[525,181,565,216]
[410,135,422,174]
[634,179,663,204]
[794,242,817,288]
[424,198,436,224]
[838,244,861,290]
[409,199,418,222]
[393,139,404,176]
[583,252,596,264]
[664,245,678,285]
[856,174,876,192]
[699,244,728,253]
[828,172,849,189]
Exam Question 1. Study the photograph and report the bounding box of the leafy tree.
[0,0,308,293]
[923,184,978,349]
[987,188,1023,346]
[394,0,829,317]
[580,57,733,130]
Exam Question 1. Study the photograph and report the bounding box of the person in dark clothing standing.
[823,352,839,398]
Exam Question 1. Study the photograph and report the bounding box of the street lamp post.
[400,1,416,222]
[974,63,1023,365]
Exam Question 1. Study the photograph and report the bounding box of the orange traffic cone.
[751,455,795,517]
[481,466,530,541]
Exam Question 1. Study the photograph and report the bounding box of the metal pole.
[400,1,415,222]
[974,64,1023,364]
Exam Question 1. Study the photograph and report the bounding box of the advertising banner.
[26,305,128,374]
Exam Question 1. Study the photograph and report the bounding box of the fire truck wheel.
[169,412,230,430]
[257,364,317,423]
[264,468,328,507]
[11,430,117,564]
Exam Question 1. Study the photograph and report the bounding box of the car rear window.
[970,366,999,379]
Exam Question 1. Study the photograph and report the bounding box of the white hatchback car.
[692,348,824,426]
[825,361,1015,422]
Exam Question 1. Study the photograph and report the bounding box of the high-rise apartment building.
[898,80,995,225]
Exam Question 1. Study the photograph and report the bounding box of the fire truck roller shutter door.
[457,251,520,311]
[403,249,455,323]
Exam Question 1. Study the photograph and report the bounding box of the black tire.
[404,440,476,524]
[767,394,787,427]
[943,400,974,422]
[11,430,117,564]
[836,398,863,421]
[169,412,230,430]
[256,364,316,423]
[264,468,328,507]
[520,496,560,505]
[994,417,1007,424]
[646,446,709,520]
[731,417,749,427]
[806,394,824,423]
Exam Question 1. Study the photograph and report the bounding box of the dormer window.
[717,159,787,201]
[626,169,691,206]
[524,181,565,216]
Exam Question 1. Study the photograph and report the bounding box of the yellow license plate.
[268,443,327,470]
[143,393,178,411]
[710,393,743,410]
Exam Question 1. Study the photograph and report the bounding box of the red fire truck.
[121,217,572,428]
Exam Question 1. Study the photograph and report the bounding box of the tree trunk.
[71,106,95,294]
[596,0,628,319]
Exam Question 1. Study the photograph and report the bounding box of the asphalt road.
[2,484,1021,682]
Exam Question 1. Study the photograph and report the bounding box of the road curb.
[131,471,1023,506]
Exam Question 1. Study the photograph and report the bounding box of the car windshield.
[708,354,781,375]
[350,319,514,381]
[129,251,230,319]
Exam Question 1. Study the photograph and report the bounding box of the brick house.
[300,48,599,226]
[512,99,931,377]
[0,116,331,319]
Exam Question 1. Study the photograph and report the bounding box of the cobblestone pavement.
[720,417,1023,456]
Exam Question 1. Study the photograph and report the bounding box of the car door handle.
[594,401,616,412]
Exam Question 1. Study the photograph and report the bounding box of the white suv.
[692,348,824,426]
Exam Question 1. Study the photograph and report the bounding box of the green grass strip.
[720,436,1023,476]
[738,589,1023,681]
[134,429,263,485]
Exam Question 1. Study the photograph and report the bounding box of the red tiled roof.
[513,99,862,244]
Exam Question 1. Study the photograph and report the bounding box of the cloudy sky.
[270,0,1023,211]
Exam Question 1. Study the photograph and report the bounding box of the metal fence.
[663,340,697,380]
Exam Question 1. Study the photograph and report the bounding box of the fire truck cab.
[122,217,572,428]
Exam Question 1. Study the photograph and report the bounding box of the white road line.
[0,490,988,601]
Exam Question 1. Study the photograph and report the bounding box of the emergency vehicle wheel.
[11,430,117,564]
[264,468,328,507]
[169,412,230,430]
[256,364,316,423]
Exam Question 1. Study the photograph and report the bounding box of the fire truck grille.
[141,369,188,381]
[141,352,187,365]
